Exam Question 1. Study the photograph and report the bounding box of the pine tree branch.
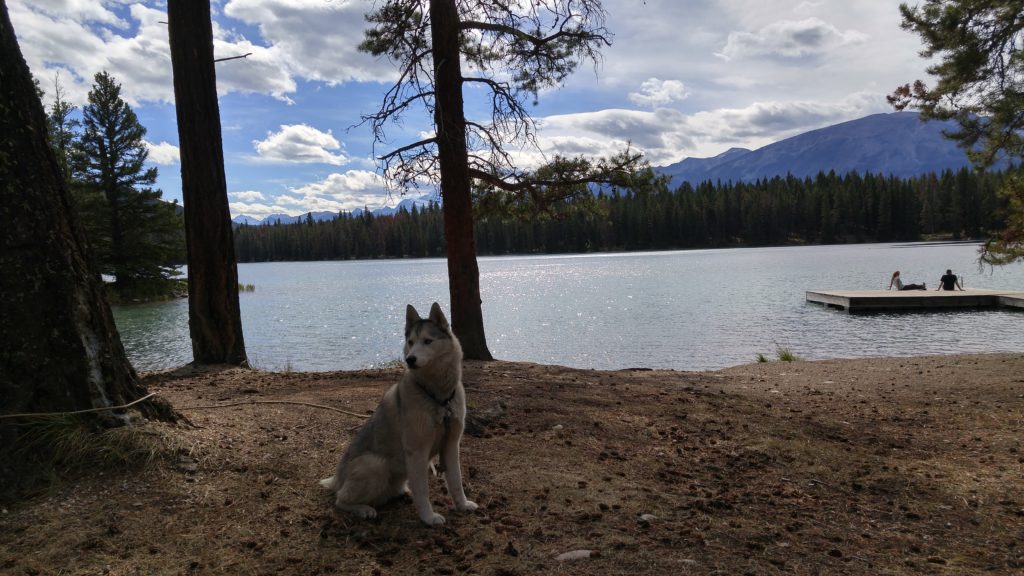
[467,150,642,194]
[459,20,609,48]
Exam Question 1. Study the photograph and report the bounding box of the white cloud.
[229,190,267,202]
[228,169,395,217]
[223,0,396,84]
[9,2,112,104]
[539,108,695,163]
[288,170,392,210]
[145,140,180,165]
[27,0,127,27]
[712,75,760,89]
[11,3,177,105]
[795,1,823,15]
[291,170,384,199]
[538,91,889,165]
[10,1,299,106]
[273,194,304,205]
[99,4,174,103]
[628,78,689,108]
[227,201,288,218]
[212,37,296,103]
[252,124,348,165]
[685,92,884,142]
[718,17,868,60]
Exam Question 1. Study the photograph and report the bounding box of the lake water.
[112,243,1024,373]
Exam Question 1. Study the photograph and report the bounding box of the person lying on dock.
[937,269,964,291]
[888,271,926,291]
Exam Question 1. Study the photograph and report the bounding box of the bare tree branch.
[213,52,252,63]
[379,136,438,161]
[359,0,640,208]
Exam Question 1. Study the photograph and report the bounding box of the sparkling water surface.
[112,242,1024,372]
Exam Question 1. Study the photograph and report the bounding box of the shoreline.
[231,237,987,265]
[138,347,1024,378]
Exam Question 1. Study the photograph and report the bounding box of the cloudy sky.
[10,0,932,219]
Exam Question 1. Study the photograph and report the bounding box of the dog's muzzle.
[405,355,418,369]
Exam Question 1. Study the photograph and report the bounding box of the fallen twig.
[178,399,370,419]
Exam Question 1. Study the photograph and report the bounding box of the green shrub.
[776,348,801,362]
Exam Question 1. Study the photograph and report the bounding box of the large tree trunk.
[0,0,172,432]
[167,0,248,366]
[429,0,493,360]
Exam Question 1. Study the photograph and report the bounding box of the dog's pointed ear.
[405,304,421,333]
[428,302,451,334]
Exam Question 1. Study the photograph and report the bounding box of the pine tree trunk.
[0,1,173,432]
[109,197,131,293]
[167,0,248,366]
[429,0,493,360]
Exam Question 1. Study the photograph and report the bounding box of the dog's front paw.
[420,512,446,526]
[351,505,378,519]
[457,500,479,512]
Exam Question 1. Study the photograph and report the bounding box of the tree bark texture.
[167,0,248,366]
[429,0,493,360]
[0,0,170,430]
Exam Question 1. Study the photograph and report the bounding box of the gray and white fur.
[319,302,478,526]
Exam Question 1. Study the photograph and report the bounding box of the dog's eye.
[423,338,433,345]
[407,340,413,346]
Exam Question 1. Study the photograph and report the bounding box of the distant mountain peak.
[718,147,751,157]
[232,215,261,225]
[656,112,974,188]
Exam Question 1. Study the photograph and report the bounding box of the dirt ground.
[2,353,1023,575]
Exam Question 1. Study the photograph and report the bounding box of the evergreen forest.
[233,168,1008,262]
[44,72,185,300]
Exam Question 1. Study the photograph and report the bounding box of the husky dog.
[320,303,478,526]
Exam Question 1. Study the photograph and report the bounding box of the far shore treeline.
[234,168,1007,261]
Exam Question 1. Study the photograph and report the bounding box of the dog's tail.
[319,476,337,491]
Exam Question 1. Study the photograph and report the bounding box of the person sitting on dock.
[937,269,964,291]
[888,271,926,291]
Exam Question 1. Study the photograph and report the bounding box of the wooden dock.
[806,288,1024,313]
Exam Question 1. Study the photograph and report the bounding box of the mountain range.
[233,194,437,226]
[233,112,975,225]
[657,112,974,189]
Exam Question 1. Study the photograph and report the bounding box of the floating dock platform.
[806,289,1024,313]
